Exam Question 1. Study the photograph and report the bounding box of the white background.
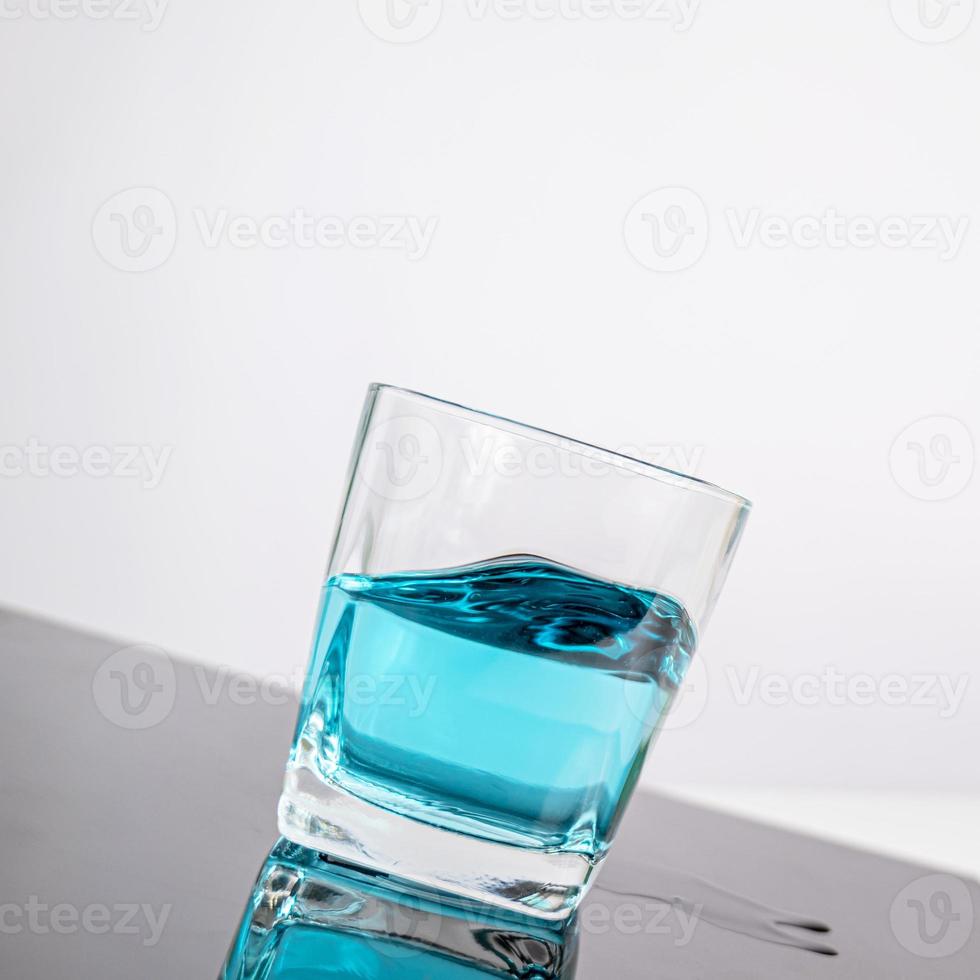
[1,0,977,873]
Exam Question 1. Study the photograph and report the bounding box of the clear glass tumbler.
[279,385,750,919]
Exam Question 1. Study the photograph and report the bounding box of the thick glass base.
[277,765,598,920]
[220,838,579,979]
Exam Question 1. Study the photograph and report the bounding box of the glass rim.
[369,383,752,511]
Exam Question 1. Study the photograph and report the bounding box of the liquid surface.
[289,556,697,856]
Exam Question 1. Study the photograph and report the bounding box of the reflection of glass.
[219,839,579,979]
[279,386,750,919]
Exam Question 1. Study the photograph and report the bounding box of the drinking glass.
[221,839,578,979]
[279,385,750,920]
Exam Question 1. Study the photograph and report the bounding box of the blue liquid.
[221,839,576,979]
[291,556,696,858]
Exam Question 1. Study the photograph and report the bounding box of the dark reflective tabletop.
[1,608,977,977]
